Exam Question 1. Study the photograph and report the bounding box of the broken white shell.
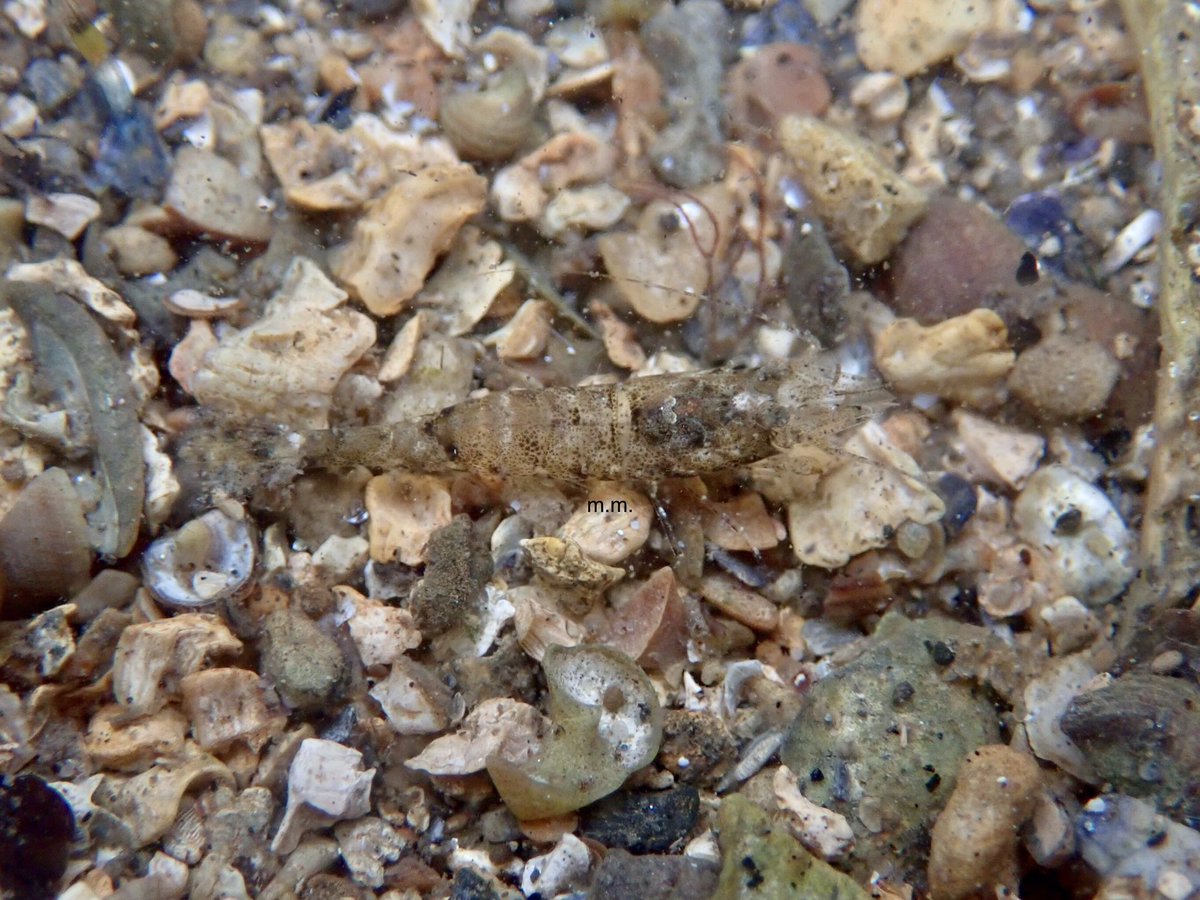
[271,738,375,854]
[143,507,256,609]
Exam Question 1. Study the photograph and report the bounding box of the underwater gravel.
[0,0,1196,898]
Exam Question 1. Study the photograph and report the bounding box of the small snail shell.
[440,67,535,162]
[142,506,255,609]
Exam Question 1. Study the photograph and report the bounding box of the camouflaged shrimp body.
[297,358,890,482]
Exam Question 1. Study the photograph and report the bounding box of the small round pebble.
[259,609,348,711]
[1009,334,1121,420]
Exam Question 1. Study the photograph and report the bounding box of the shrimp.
[184,356,891,500]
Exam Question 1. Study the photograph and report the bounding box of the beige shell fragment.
[271,738,375,854]
[874,310,1015,407]
[413,0,479,57]
[1023,655,1099,784]
[335,816,405,890]
[377,313,425,383]
[559,484,654,565]
[164,146,272,245]
[787,457,945,568]
[416,225,515,335]
[333,585,422,667]
[698,573,779,633]
[261,115,459,212]
[483,299,551,360]
[369,657,453,735]
[598,186,736,323]
[155,77,211,129]
[950,409,1044,489]
[598,566,688,671]
[405,697,544,776]
[167,320,218,395]
[25,192,101,241]
[180,667,287,751]
[97,748,235,848]
[163,288,244,318]
[380,333,477,423]
[778,115,927,265]
[184,257,376,429]
[520,536,625,590]
[538,184,630,239]
[0,684,34,773]
[7,258,137,326]
[111,613,243,718]
[365,471,452,566]
[85,704,188,771]
[773,766,855,860]
[491,131,618,222]
[474,27,550,101]
[509,584,587,662]
[701,492,784,552]
[589,300,646,370]
[333,163,487,316]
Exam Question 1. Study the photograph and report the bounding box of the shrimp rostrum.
[187,356,892,497]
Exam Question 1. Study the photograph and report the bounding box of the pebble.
[927,745,1042,900]
[1075,794,1200,895]
[259,609,348,712]
[203,13,265,78]
[715,795,868,898]
[725,42,831,140]
[1009,333,1120,420]
[0,774,75,896]
[1039,596,1100,655]
[0,468,92,620]
[103,225,178,277]
[587,849,718,900]
[580,785,701,853]
[891,196,1046,325]
[660,709,737,784]
[0,92,37,139]
[855,0,997,76]
[697,574,780,633]
[781,613,1001,880]
[1013,464,1132,606]
[163,146,272,245]
[778,115,927,265]
[25,192,100,240]
[520,832,591,897]
[1062,674,1200,825]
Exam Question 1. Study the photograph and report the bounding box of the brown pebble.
[726,43,831,142]
[891,197,1049,325]
[0,468,93,620]
[1056,284,1158,427]
[1150,649,1184,675]
[697,574,779,633]
[928,744,1041,900]
[1009,334,1120,420]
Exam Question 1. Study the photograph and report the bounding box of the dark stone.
[935,474,977,539]
[410,515,492,636]
[587,848,719,900]
[0,774,75,898]
[451,866,503,900]
[580,785,700,853]
[1062,673,1200,825]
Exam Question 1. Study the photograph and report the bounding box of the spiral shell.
[142,506,256,609]
[440,67,535,162]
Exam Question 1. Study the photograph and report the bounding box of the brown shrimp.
[192,356,890,497]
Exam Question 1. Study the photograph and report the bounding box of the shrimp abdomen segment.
[429,365,809,481]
